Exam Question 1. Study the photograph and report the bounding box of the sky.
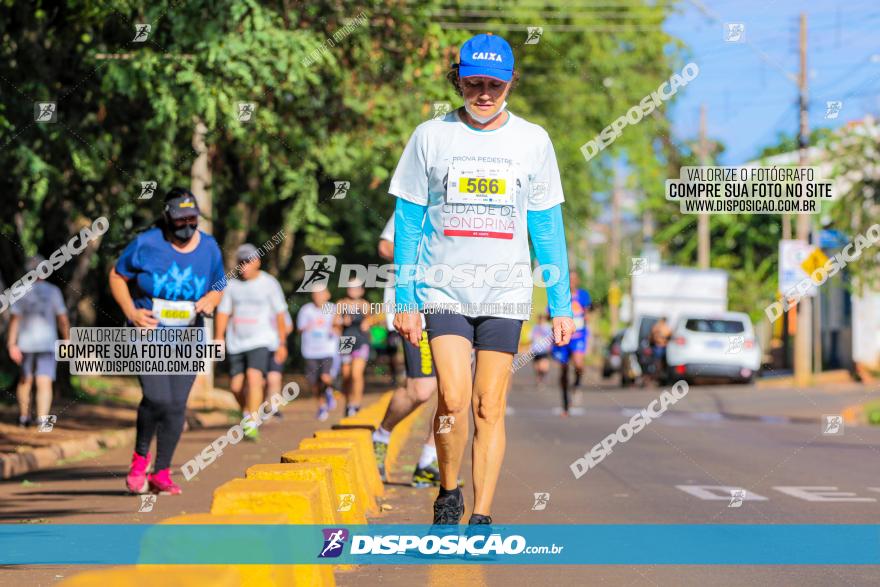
[665,0,880,164]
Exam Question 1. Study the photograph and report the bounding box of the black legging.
[135,374,196,471]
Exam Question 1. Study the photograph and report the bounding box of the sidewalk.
[0,371,407,585]
[0,371,396,480]
[532,367,880,427]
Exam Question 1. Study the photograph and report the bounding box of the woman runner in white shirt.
[391,33,575,525]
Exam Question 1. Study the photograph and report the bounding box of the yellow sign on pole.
[608,282,622,308]
[800,247,829,280]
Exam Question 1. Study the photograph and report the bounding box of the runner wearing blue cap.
[391,33,575,525]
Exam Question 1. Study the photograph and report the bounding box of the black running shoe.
[468,513,493,525]
[373,440,388,482]
[432,489,464,525]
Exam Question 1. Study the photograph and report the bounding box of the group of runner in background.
[9,201,590,497]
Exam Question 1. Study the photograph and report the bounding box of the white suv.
[665,312,761,384]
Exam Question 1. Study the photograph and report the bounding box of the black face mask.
[169,219,197,243]
[173,224,197,242]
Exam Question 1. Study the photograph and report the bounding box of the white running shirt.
[388,110,564,320]
[11,281,67,353]
[218,271,287,354]
[297,302,337,359]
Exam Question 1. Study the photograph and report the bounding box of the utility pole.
[697,104,710,269]
[609,167,622,333]
[794,12,812,387]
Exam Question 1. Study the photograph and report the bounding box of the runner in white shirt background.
[391,33,575,525]
[7,255,70,428]
[296,288,339,421]
[215,244,288,441]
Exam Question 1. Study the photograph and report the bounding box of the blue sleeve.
[527,205,572,318]
[393,197,427,311]
[115,236,141,279]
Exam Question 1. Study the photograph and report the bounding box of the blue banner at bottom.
[1,524,878,565]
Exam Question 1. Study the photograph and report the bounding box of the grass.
[864,400,880,426]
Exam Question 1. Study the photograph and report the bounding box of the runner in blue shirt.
[550,272,592,416]
[109,187,225,496]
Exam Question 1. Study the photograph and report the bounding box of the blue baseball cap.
[459,33,514,82]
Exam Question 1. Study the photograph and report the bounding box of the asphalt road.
[2,365,878,586]
[345,367,880,587]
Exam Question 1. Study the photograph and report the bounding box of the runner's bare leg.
[472,350,513,515]
[430,336,473,491]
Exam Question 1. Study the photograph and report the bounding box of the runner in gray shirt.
[7,255,70,428]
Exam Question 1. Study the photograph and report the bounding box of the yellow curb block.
[336,391,393,429]
[313,429,384,497]
[281,448,368,524]
[145,513,335,587]
[386,401,430,480]
[297,438,379,514]
[246,463,341,525]
[211,479,323,524]
[58,566,241,586]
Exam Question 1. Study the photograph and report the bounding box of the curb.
[1,409,237,481]
[58,387,428,586]
[0,428,135,480]
[756,369,854,388]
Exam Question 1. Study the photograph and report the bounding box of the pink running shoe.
[126,451,150,494]
[148,468,182,495]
